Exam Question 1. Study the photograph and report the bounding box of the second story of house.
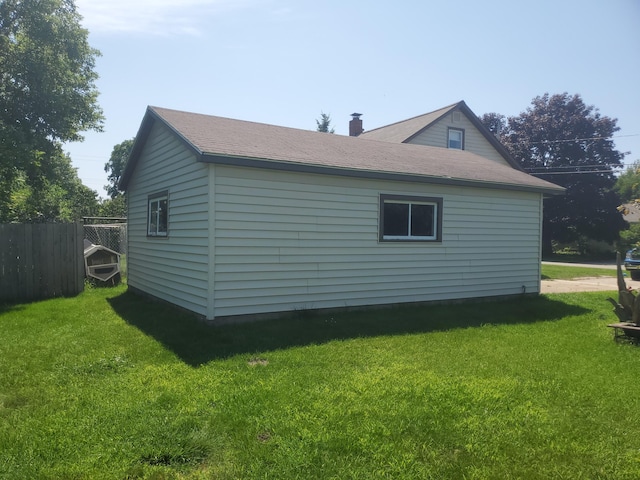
[357,101,519,170]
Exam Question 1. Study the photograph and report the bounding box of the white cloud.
[75,0,256,36]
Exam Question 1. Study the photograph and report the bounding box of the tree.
[0,0,103,221]
[614,161,640,254]
[615,160,640,203]
[104,138,134,199]
[483,93,626,257]
[8,148,100,222]
[316,112,335,133]
[99,195,127,218]
[478,112,506,137]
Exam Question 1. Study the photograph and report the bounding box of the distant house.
[621,203,640,224]
[120,103,563,323]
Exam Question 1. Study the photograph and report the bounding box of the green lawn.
[1,285,640,479]
[541,263,617,280]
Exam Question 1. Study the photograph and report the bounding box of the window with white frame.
[448,128,464,149]
[379,194,442,242]
[147,191,168,237]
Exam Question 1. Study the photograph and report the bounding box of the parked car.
[625,248,640,280]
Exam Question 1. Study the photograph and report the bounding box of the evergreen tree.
[316,112,335,133]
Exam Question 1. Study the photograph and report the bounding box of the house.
[119,103,564,323]
[621,203,640,224]
[359,101,516,168]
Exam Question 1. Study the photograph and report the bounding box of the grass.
[2,285,640,479]
[541,263,616,280]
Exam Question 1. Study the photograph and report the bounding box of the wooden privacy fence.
[0,222,84,302]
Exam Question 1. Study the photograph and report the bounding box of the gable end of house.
[361,101,522,171]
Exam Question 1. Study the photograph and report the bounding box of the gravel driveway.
[540,261,640,293]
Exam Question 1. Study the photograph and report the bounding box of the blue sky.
[68,0,640,198]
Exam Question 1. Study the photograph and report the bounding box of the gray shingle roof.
[120,106,564,195]
[359,100,522,170]
[360,103,459,143]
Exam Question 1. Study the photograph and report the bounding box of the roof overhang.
[200,153,565,196]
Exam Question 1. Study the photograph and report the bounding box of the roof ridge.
[362,101,462,135]
[149,105,322,136]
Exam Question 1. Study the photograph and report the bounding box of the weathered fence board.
[0,222,84,302]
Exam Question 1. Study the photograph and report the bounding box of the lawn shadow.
[108,291,589,367]
[0,303,27,315]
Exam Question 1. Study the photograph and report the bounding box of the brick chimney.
[349,113,363,137]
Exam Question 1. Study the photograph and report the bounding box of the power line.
[528,170,616,176]
[523,133,640,145]
[525,163,623,171]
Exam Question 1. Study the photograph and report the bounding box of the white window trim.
[147,191,168,237]
[379,194,443,243]
[448,127,464,150]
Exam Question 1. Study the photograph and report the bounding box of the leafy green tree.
[618,224,640,254]
[0,0,103,222]
[615,160,640,203]
[615,160,640,254]
[104,139,134,199]
[9,149,100,222]
[483,93,626,257]
[99,195,127,218]
[101,138,133,218]
[316,112,335,133]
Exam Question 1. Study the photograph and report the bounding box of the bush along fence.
[0,222,84,303]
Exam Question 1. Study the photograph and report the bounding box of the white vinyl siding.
[409,112,510,166]
[127,121,210,316]
[210,165,542,319]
